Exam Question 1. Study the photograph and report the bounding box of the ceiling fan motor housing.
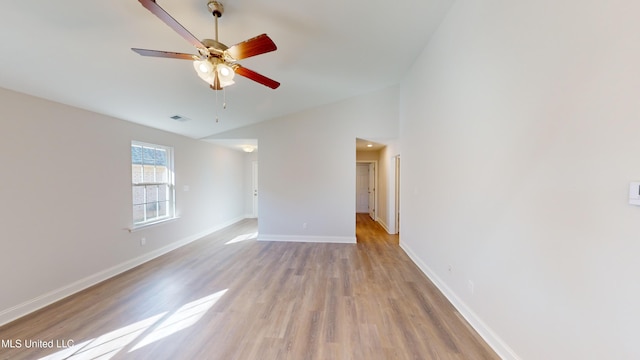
[208,1,224,17]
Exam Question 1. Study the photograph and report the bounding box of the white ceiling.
[0,0,452,139]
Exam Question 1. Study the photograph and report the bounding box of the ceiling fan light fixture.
[192,59,219,87]
[194,59,215,84]
[219,79,235,87]
[217,63,233,78]
[193,59,236,88]
[217,63,235,87]
[197,60,214,74]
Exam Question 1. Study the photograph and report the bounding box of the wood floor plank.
[0,215,499,360]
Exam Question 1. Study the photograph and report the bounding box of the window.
[131,141,175,227]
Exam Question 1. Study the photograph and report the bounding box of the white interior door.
[356,164,369,213]
[395,155,400,234]
[252,161,258,218]
[368,163,376,220]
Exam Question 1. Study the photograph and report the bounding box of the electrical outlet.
[448,264,453,274]
[140,237,146,246]
[302,222,307,230]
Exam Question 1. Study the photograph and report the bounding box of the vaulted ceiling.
[0,0,452,139]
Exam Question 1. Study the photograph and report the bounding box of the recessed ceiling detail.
[356,138,386,151]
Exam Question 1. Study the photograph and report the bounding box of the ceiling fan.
[132,0,280,90]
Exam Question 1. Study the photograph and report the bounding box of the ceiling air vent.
[170,115,190,122]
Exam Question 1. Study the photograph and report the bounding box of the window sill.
[128,217,179,233]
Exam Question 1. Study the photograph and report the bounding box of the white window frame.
[131,141,176,229]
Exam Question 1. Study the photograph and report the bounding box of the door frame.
[394,155,400,234]
[356,160,377,221]
[251,160,258,218]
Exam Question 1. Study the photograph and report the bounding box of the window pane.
[132,165,143,184]
[155,149,167,166]
[143,147,156,165]
[133,186,145,205]
[156,166,168,183]
[143,165,155,183]
[158,201,168,217]
[147,185,158,202]
[131,146,143,165]
[133,205,145,223]
[146,203,158,219]
[158,185,168,201]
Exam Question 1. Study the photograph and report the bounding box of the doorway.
[356,163,369,213]
[356,161,377,220]
[394,155,400,234]
[252,160,258,218]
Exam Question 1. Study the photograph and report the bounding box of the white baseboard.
[400,242,521,360]
[376,217,392,234]
[258,234,357,244]
[0,216,245,327]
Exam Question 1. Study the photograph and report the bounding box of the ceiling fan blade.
[138,0,208,54]
[132,48,197,60]
[234,65,280,89]
[226,34,277,61]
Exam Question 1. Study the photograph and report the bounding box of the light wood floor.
[0,214,499,360]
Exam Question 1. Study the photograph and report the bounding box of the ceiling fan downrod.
[207,1,224,42]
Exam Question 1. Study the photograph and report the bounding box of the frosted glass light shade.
[217,63,235,87]
[193,60,216,85]
[193,60,235,88]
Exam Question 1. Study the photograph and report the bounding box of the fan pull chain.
[215,86,219,123]
[223,86,227,109]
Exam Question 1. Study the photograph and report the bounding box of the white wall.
[399,0,640,359]
[208,86,399,242]
[356,150,380,162]
[0,88,246,325]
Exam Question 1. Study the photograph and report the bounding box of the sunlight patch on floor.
[225,232,258,245]
[129,289,227,352]
[38,289,228,360]
[38,314,166,360]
